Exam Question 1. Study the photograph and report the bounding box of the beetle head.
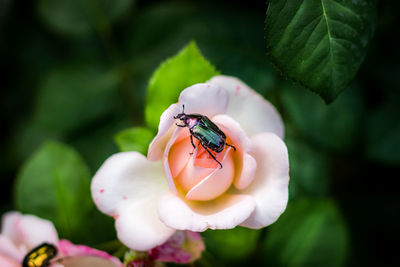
[173,104,186,120]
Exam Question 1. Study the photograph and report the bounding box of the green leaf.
[266,0,376,102]
[114,127,154,155]
[262,198,349,267]
[145,41,219,130]
[366,105,400,165]
[72,118,130,172]
[13,65,121,159]
[35,65,120,134]
[15,141,93,243]
[124,1,278,95]
[286,135,329,199]
[281,82,364,151]
[202,227,260,264]
[37,0,134,37]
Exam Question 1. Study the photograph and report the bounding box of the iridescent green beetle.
[22,243,58,267]
[174,105,236,168]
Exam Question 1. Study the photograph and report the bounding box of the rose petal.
[57,240,122,267]
[185,147,234,201]
[149,231,191,264]
[240,133,289,228]
[178,83,229,117]
[91,152,175,251]
[212,114,256,190]
[0,255,20,267]
[183,231,205,262]
[149,231,204,264]
[163,127,187,193]
[1,211,58,251]
[235,153,257,190]
[173,148,215,193]
[116,201,175,251]
[209,75,284,138]
[54,256,120,267]
[91,152,167,215]
[1,212,23,244]
[167,130,193,179]
[148,103,181,161]
[0,236,25,261]
[158,193,255,232]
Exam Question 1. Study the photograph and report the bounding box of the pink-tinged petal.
[167,130,192,179]
[178,83,229,117]
[211,115,256,190]
[209,75,284,138]
[163,127,189,194]
[115,201,175,251]
[174,142,228,191]
[91,152,175,251]
[235,154,257,190]
[17,216,59,250]
[149,231,191,263]
[0,254,20,267]
[148,103,180,161]
[149,231,204,264]
[240,133,289,229]
[1,211,58,250]
[158,193,255,232]
[1,211,24,245]
[0,236,25,261]
[183,231,205,262]
[91,152,169,215]
[184,147,234,201]
[57,239,122,267]
[53,256,120,267]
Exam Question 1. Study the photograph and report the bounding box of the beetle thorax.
[185,117,199,128]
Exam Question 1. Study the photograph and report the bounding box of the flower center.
[193,141,226,169]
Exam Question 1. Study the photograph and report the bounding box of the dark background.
[1,0,399,266]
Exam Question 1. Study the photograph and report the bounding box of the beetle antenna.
[182,104,185,113]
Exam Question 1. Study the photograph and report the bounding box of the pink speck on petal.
[122,196,128,200]
[235,85,241,96]
[113,214,119,220]
[99,189,105,194]
[15,217,28,241]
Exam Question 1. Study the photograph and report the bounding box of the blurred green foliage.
[263,198,349,267]
[145,41,219,130]
[201,227,260,266]
[114,126,154,155]
[15,141,114,245]
[38,0,134,38]
[286,136,329,199]
[1,0,399,266]
[281,82,365,152]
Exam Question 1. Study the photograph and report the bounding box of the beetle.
[22,243,58,267]
[174,105,236,168]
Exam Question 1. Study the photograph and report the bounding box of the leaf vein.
[332,0,360,20]
[321,0,335,86]
[327,16,361,37]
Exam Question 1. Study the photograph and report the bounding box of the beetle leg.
[189,135,196,155]
[201,143,223,169]
[176,123,186,127]
[225,143,236,151]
